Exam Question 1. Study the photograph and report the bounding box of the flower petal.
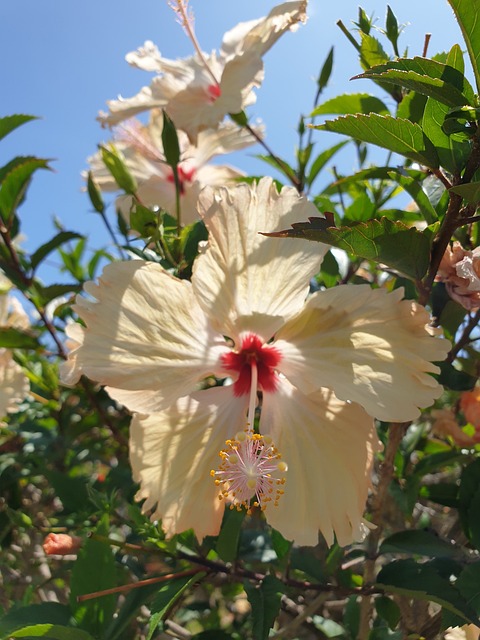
[275,285,450,422]
[193,177,327,343]
[260,379,380,547]
[61,261,229,413]
[130,386,249,539]
[0,349,29,416]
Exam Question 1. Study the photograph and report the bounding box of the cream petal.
[61,261,229,413]
[98,85,169,128]
[192,177,327,343]
[260,379,380,547]
[275,285,450,422]
[0,349,29,416]
[130,386,249,539]
[220,2,308,59]
[194,122,262,166]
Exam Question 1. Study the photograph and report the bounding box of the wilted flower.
[0,276,30,416]
[436,242,480,310]
[98,2,307,142]
[460,387,480,429]
[89,109,260,224]
[43,533,82,556]
[431,408,480,447]
[61,177,448,546]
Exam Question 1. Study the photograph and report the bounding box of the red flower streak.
[221,334,281,396]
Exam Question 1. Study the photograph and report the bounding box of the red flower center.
[207,83,222,102]
[167,164,197,195]
[221,334,281,397]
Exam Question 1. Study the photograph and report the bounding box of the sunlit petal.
[260,378,380,547]
[275,285,450,422]
[62,261,229,413]
[130,386,248,539]
[193,177,327,343]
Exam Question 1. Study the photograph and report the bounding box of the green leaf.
[30,232,83,272]
[146,572,205,640]
[387,171,438,224]
[384,6,400,55]
[360,33,390,69]
[311,94,389,117]
[353,57,475,107]
[244,576,283,640]
[317,46,334,92]
[0,603,72,639]
[69,515,117,637]
[420,482,459,508]
[6,624,95,640]
[0,114,37,142]
[459,460,480,548]
[100,144,137,195]
[456,562,480,616]
[397,91,428,124]
[306,141,348,187]
[265,217,433,280]
[0,327,40,350]
[129,204,159,237]
[0,158,50,223]
[161,110,181,168]
[446,0,480,93]
[375,596,401,630]
[377,559,478,624]
[86,171,105,214]
[32,283,82,307]
[316,114,439,168]
[437,361,477,391]
[423,97,470,174]
[215,507,245,563]
[379,530,459,558]
[449,182,480,204]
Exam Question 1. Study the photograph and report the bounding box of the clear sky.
[0,0,465,279]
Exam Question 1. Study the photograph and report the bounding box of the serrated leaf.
[377,559,478,624]
[0,158,50,223]
[379,530,458,558]
[315,113,439,168]
[311,94,390,117]
[100,144,137,195]
[447,0,480,93]
[0,114,37,142]
[30,232,83,272]
[354,57,475,106]
[147,572,205,640]
[6,624,95,640]
[244,576,283,640]
[265,217,432,280]
[0,327,40,350]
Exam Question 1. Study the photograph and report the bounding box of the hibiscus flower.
[88,109,260,224]
[98,2,307,142]
[61,177,449,546]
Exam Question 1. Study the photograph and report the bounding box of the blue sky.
[0,0,465,279]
